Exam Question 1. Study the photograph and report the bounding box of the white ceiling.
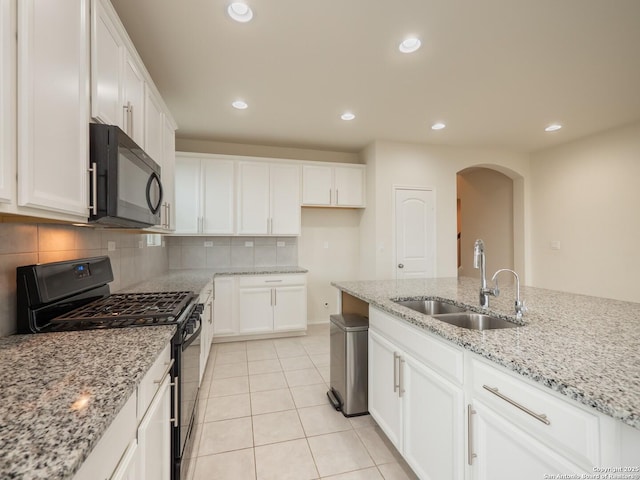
[110,0,640,153]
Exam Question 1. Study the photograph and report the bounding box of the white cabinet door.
[334,165,365,207]
[202,159,235,234]
[17,0,89,218]
[270,164,301,235]
[161,115,175,230]
[174,156,201,233]
[368,329,403,451]
[90,0,123,127]
[0,0,15,205]
[470,400,587,480]
[144,85,164,166]
[137,375,171,480]
[213,277,237,336]
[237,161,270,235]
[111,439,139,480]
[122,52,144,146]
[238,287,273,333]
[402,352,464,480]
[301,164,332,206]
[273,285,307,331]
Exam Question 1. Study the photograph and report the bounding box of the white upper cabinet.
[121,51,145,146]
[90,0,123,128]
[301,163,365,208]
[174,154,235,235]
[160,115,176,231]
[17,0,90,218]
[144,85,164,165]
[0,0,15,205]
[237,161,300,236]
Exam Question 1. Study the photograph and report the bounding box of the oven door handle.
[182,321,202,351]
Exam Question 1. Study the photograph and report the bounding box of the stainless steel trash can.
[327,313,369,417]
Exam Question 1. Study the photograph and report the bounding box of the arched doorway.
[457,167,517,282]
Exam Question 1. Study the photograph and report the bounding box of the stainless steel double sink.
[393,299,519,331]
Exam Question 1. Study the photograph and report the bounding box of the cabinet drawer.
[369,307,464,385]
[471,357,600,468]
[238,274,306,288]
[137,344,172,421]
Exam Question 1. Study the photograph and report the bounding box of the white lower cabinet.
[368,308,464,480]
[73,343,172,480]
[238,275,307,334]
[213,276,237,336]
[199,281,214,382]
[214,274,307,340]
[136,374,172,480]
[369,306,640,480]
[469,399,586,480]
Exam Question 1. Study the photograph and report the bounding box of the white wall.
[299,208,362,323]
[360,141,529,280]
[457,168,514,281]
[529,121,640,302]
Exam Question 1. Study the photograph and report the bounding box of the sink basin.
[431,312,519,330]
[394,299,467,315]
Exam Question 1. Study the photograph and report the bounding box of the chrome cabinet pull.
[88,162,97,215]
[483,385,551,425]
[167,203,171,229]
[274,288,277,305]
[467,404,477,465]
[170,376,179,427]
[265,280,283,283]
[336,189,339,205]
[393,352,400,393]
[398,356,405,397]
[329,188,332,204]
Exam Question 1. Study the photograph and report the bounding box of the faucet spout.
[473,239,495,308]
[491,268,527,320]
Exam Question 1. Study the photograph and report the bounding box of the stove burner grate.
[50,291,196,328]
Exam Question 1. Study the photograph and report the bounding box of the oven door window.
[117,146,163,224]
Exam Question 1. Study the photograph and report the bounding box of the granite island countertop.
[0,326,175,479]
[332,276,640,430]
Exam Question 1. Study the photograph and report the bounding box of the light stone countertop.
[332,276,640,430]
[121,266,309,296]
[0,326,175,479]
[0,266,308,479]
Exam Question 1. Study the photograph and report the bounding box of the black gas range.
[16,256,202,480]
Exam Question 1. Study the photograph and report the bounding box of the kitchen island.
[332,276,640,430]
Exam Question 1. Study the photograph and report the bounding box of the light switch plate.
[107,241,116,252]
[550,240,561,250]
[138,240,144,249]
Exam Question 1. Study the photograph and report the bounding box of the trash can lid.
[330,314,369,331]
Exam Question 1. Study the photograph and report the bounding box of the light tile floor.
[185,324,418,480]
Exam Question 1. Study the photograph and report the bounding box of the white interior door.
[395,187,435,279]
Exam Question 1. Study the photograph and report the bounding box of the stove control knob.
[186,320,195,334]
[194,303,204,314]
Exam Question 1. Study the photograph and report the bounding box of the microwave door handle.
[146,172,163,214]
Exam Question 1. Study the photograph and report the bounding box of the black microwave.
[89,124,163,228]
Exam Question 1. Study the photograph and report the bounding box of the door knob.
[398,264,404,269]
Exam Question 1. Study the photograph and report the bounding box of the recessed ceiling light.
[228,2,253,23]
[341,112,356,121]
[431,122,446,130]
[232,100,248,110]
[399,37,421,53]
[545,124,562,132]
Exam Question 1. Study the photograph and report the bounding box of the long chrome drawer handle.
[483,385,551,425]
[154,359,175,384]
[467,404,477,465]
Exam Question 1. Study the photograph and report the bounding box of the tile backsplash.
[0,223,168,337]
[167,236,298,269]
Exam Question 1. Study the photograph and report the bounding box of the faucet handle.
[515,299,527,319]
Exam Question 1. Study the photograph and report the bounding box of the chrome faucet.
[491,268,527,320]
[473,239,496,308]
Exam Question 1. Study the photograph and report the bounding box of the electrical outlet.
[276,241,285,247]
[107,241,116,252]
[550,240,561,250]
[138,240,144,249]
[323,241,329,249]
[204,241,213,247]
[245,241,254,247]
